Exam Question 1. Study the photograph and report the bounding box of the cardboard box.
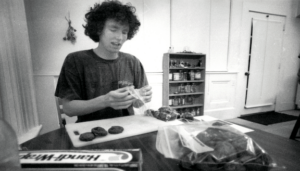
[20,149,142,171]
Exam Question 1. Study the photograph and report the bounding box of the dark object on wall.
[239,111,298,125]
[63,13,76,44]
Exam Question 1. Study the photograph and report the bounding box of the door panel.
[245,13,284,109]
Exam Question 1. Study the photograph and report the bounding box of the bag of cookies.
[156,122,282,171]
[126,85,149,115]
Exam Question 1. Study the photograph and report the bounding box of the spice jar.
[191,83,196,93]
[189,70,195,81]
[176,60,180,67]
[173,97,178,106]
[179,70,183,81]
[178,96,182,106]
[195,70,201,80]
[173,71,180,81]
[182,96,185,105]
[180,60,185,68]
[187,96,194,105]
[196,107,201,116]
[185,83,191,93]
[173,60,177,67]
[169,71,173,81]
[191,108,196,116]
[197,59,203,67]
[169,97,173,106]
[183,72,188,81]
[186,62,191,68]
[179,84,185,94]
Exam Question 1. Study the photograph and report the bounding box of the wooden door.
[244,12,285,109]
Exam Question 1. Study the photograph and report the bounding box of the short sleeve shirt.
[55,49,148,122]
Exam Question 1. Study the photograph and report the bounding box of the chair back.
[55,97,66,128]
[54,76,77,127]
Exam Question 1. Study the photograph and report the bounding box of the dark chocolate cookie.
[79,132,95,141]
[91,127,108,137]
[108,126,124,134]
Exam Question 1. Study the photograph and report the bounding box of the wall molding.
[206,71,238,74]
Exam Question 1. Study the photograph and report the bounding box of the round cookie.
[108,126,124,134]
[91,127,108,137]
[79,132,95,141]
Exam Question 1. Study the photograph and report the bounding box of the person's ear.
[97,30,102,36]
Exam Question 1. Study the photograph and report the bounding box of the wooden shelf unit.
[162,53,206,116]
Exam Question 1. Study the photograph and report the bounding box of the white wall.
[24,0,300,134]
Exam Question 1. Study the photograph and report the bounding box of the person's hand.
[132,85,152,108]
[105,87,136,110]
[139,85,152,103]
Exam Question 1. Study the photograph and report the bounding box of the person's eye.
[122,31,128,35]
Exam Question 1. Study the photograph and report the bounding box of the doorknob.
[245,72,250,76]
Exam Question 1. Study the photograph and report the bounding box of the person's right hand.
[105,87,136,110]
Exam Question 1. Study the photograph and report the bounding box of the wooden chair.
[55,97,66,128]
[290,113,300,141]
[55,97,77,127]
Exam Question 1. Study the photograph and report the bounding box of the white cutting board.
[66,115,173,147]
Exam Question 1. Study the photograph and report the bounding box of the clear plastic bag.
[156,121,283,171]
[126,86,149,115]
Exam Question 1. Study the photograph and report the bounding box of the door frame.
[238,10,285,116]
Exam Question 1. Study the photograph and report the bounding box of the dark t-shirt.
[55,49,148,122]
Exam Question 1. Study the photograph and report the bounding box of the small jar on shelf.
[180,60,185,68]
[195,70,201,80]
[196,107,201,116]
[182,96,186,105]
[185,83,191,93]
[189,70,195,81]
[169,71,173,81]
[183,72,188,81]
[173,60,177,67]
[191,108,196,116]
[173,97,179,106]
[173,71,180,81]
[187,95,194,105]
[198,59,203,67]
[186,62,191,68]
[178,96,182,106]
[169,97,173,106]
[179,70,183,80]
[191,83,196,93]
[178,83,185,94]
[176,60,180,67]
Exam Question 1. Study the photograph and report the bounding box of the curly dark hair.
[83,0,140,42]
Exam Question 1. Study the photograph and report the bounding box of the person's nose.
[115,31,123,41]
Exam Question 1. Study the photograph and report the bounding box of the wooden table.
[21,126,300,171]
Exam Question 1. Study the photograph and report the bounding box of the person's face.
[99,19,129,54]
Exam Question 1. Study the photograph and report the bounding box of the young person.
[55,0,152,122]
